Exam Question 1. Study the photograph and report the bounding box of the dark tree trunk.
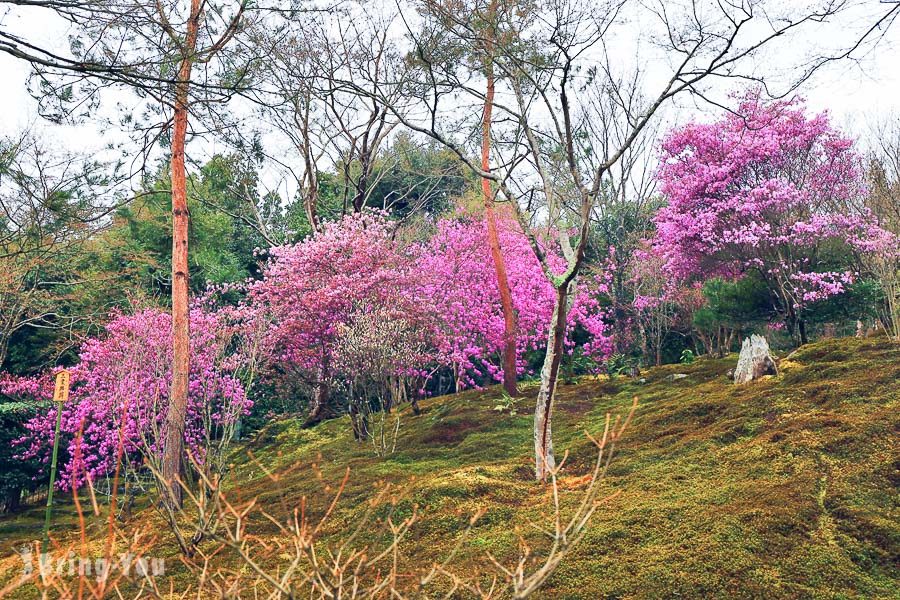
[303,368,334,427]
[639,324,650,361]
[349,402,368,441]
[3,488,21,513]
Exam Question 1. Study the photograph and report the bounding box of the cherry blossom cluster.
[0,372,52,401]
[13,307,251,489]
[247,211,614,392]
[652,92,897,314]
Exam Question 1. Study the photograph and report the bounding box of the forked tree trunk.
[696,331,709,356]
[481,42,518,398]
[303,165,319,233]
[299,90,320,233]
[534,284,569,481]
[723,328,736,357]
[161,0,201,510]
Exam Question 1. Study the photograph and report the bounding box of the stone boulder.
[733,334,778,384]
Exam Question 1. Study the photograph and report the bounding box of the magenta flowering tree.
[416,216,553,390]
[653,93,897,343]
[0,373,52,401]
[16,307,250,490]
[246,211,438,426]
[248,210,615,432]
[416,214,614,388]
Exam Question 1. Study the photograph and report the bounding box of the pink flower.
[14,306,251,490]
[650,91,897,314]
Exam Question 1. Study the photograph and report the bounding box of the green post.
[41,404,63,552]
[42,370,69,553]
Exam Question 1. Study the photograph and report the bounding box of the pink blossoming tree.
[653,93,897,343]
[247,211,614,433]
[16,307,251,490]
[418,216,613,389]
[417,216,554,390]
[246,211,439,427]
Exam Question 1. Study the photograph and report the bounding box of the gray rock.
[669,373,688,381]
[734,334,778,384]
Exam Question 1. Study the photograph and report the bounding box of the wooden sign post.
[42,369,70,551]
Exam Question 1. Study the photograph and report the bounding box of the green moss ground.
[1,336,898,598]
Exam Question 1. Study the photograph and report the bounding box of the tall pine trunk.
[481,40,518,398]
[161,0,201,510]
[534,284,569,481]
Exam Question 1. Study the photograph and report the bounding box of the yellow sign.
[53,370,71,403]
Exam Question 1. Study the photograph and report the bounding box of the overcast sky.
[2,1,899,187]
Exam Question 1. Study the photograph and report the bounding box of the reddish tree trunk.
[161,0,201,510]
[481,49,518,397]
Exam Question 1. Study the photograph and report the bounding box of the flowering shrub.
[652,92,898,339]
[247,211,615,411]
[0,373,52,401]
[245,211,438,420]
[16,307,251,489]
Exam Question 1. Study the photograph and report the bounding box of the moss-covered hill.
[2,336,898,598]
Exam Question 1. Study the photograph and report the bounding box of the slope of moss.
[1,336,898,598]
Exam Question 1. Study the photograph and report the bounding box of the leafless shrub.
[3,398,637,598]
